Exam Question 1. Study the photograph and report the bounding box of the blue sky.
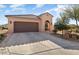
[0,4,78,25]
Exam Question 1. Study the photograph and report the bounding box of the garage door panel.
[14,22,39,32]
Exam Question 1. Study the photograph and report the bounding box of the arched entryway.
[45,20,50,31]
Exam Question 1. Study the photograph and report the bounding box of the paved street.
[0,32,79,55]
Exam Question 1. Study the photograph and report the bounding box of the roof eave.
[39,12,53,17]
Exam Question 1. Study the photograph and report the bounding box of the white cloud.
[44,5,67,23]
[36,4,45,8]
[0,15,8,25]
[55,5,66,12]
[45,5,66,14]
[33,4,45,10]
[10,4,24,8]
[7,4,26,14]
[57,5,65,9]
[45,5,66,13]
[11,8,26,12]
[0,4,6,8]
[53,5,67,23]
[5,8,26,14]
[45,8,54,13]
[0,10,4,12]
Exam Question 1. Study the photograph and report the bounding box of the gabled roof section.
[39,12,53,17]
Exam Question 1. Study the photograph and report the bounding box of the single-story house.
[5,12,54,33]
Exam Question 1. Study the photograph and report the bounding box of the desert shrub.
[54,23,69,31]
[53,29,57,34]
[76,28,79,33]
[0,34,5,40]
[2,27,8,30]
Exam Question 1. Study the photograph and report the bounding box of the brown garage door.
[14,22,39,33]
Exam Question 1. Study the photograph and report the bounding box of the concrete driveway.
[1,32,79,55]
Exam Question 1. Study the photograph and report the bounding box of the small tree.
[55,23,68,35]
[64,5,79,32]
[54,17,70,35]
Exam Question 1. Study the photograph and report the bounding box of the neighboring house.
[5,12,54,33]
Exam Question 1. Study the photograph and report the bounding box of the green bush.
[54,23,69,31]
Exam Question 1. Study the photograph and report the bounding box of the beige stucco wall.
[6,13,53,33]
[39,13,53,32]
[7,16,41,33]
